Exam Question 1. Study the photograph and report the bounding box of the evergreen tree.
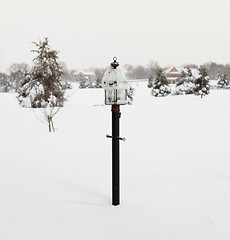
[17,38,66,132]
[79,75,86,88]
[186,67,195,83]
[217,73,229,88]
[152,68,171,97]
[147,75,153,88]
[194,67,210,98]
[126,86,135,104]
[95,78,102,88]
[177,70,186,85]
[173,67,195,95]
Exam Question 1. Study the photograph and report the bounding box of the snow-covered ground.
[1,82,230,240]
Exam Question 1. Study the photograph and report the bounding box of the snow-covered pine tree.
[147,75,153,88]
[126,86,135,104]
[173,70,186,95]
[186,67,194,82]
[152,68,171,97]
[217,73,229,88]
[173,67,195,95]
[95,78,102,88]
[194,67,210,98]
[79,75,87,88]
[17,38,66,132]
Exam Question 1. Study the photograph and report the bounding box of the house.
[165,66,183,84]
[74,70,96,84]
[165,66,199,84]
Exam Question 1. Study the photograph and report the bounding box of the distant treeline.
[0,62,107,92]
[1,61,230,93]
[123,61,230,80]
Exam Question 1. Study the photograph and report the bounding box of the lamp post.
[102,57,129,206]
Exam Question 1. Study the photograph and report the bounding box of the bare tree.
[41,107,60,132]
[123,64,148,79]
[8,63,29,91]
[146,60,160,79]
[0,72,12,92]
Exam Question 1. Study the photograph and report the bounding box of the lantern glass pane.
[105,89,116,105]
[117,89,127,105]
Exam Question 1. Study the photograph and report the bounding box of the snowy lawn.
[1,82,230,240]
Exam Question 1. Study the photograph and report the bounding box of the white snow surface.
[1,82,230,240]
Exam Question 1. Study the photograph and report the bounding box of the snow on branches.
[173,67,195,95]
[152,68,171,97]
[216,73,229,88]
[17,38,67,132]
[194,67,210,98]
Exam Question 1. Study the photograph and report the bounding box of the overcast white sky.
[1,0,230,72]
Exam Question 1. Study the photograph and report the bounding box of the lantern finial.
[111,57,119,69]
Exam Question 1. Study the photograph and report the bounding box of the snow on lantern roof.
[102,64,129,90]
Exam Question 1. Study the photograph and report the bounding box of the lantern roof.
[102,58,129,90]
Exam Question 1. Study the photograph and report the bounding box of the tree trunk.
[48,121,51,132]
[48,116,51,132]
[51,118,55,132]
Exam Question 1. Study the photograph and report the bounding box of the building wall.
[165,67,182,84]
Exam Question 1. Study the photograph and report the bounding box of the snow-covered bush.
[79,77,102,89]
[173,82,195,95]
[173,68,195,95]
[216,73,229,88]
[152,68,171,97]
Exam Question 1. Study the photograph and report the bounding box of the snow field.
[1,82,230,240]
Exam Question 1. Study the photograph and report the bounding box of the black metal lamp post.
[102,57,129,206]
